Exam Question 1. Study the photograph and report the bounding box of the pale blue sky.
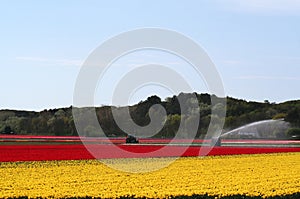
[1,0,300,111]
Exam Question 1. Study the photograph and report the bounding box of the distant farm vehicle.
[1,126,15,135]
[291,135,300,140]
[126,135,139,144]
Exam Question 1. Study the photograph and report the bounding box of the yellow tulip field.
[0,153,299,199]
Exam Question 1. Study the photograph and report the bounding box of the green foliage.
[84,125,102,137]
[0,94,300,138]
[273,113,287,120]
[285,107,300,127]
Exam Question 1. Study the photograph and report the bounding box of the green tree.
[84,125,101,137]
[286,108,300,125]
[163,114,181,138]
[273,113,287,120]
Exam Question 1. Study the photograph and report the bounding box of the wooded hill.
[1,93,300,139]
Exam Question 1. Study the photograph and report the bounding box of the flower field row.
[1,144,300,162]
[2,135,300,146]
[0,153,299,198]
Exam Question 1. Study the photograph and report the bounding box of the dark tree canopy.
[0,93,300,139]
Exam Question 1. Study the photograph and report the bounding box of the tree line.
[0,93,300,139]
